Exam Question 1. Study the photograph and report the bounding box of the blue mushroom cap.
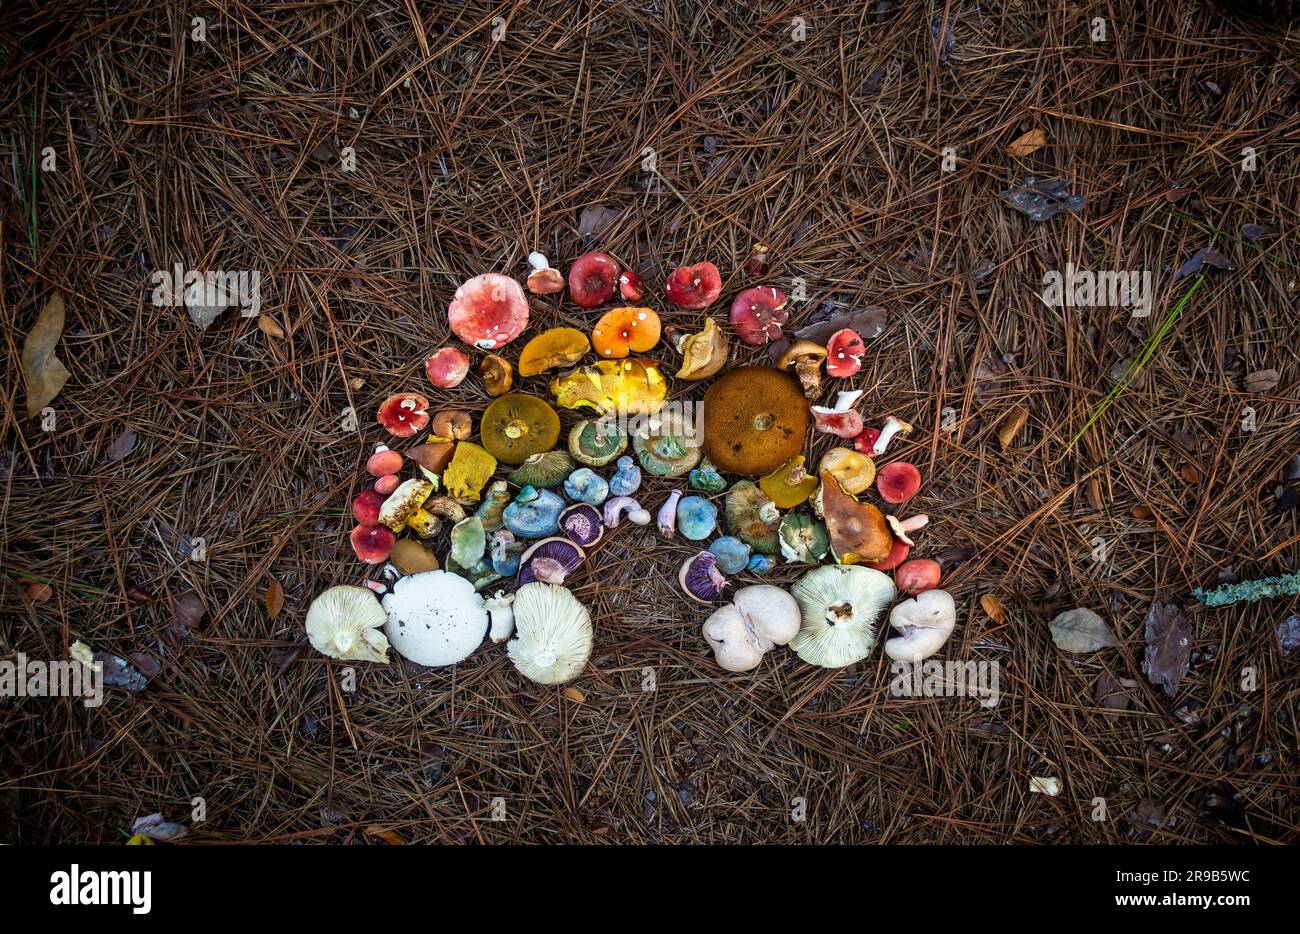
[708,535,752,574]
[504,487,565,538]
[609,455,642,496]
[677,495,719,541]
[747,554,777,575]
[564,467,610,505]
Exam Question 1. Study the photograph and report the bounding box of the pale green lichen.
[1194,570,1300,608]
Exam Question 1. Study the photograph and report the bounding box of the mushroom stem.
[827,600,854,624]
[873,415,913,455]
[657,489,683,537]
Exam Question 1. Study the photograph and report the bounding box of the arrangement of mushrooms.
[305,243,960,694]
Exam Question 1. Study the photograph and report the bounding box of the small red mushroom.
[526,252,565,295]
[876,461,922,503]
[618,271,645,301]
[865,537,911,572]
[895,558,942,595]
[350,524,396,564]
[425,347,470,388]
[666,261,722,309]
[825,328,865,378]
[447,273,529,349]
[853,427,880,454]
[366,446,403,477]
[812,406,865,438]
[377,393,430,438]
[730,286,789,345]
[568,252,620,307]
[352,489,386,525]
[373,474,400,495]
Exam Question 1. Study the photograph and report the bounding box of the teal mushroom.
[504,485,565,538]
[609,456,642,496]
[708,536,752,574]
[689,458,727,493]
[634,433,702,478]
[564,467,610,505]
[677,495,719,541]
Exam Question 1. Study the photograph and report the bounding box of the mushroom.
[778,340,829,399]
[701,367,810,476]
[689,458,727,493]
[883,589,956,663]
[608,455,642,496]
[854,427,880,454]
[564,467,610,505]
[379,479,434,532]
[476,481,512,531]
[886,514,929,547]
[485,591,516,642]
[504,486,565,538]
[702,584,801,672]
[677,495,719,541]
[759,456,819,508]
[382,570,489,666]
[429,408,473,442]
[306,585,390,663]
[509,450,577,489]
[352,489,386,526]
[665,261,722,309]
[708,536,752,574]
[480,354,513,396]
[592,307,662,358]
[674,317,730,380]
[748,554,777,574]
[895,558,942,595]
[789,564,896,667]
[377,392,430,437]
[873,415,913,455]
[518,328,591,377]
[818,448,876,495]
[618,270,645,301]
[633,433,702,478]
[569,419,627,466]
[517,537,586,585]
[366,445,403,477]
[480,393,561,466]
[448,273,529,349]
[811,390,866,439]
[350,525,396,564]
[604,496,651,528]
[730,286,789,345]
[825,328,865,378]
[680,551,729,603]
[373,474,400,495]
[550,359,669,416]
[657,489,683,537]
[559,503,604,547]
[526,252,565,295]
[568,252,620,308]
[443,442,498,501]
[814,470,893,563]
[779,513,831,564]
[489,528,525,576]
[426,347,470,388]
[725,481,781,555]
[449,516,487,568]
[391,539,439,574]
[507,583,593,684]
[876,461,922,504]
[864,538,911,572]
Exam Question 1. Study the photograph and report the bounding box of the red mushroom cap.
[864,537,911,572]
[568,252,620,307]
[853,427,880,454]
[425,347,470,388]
[895,558,942,595]
[350,524,395,564]
[812,406,865,439]
[729,286,789,345]
[352,489,386,525]
[366,447,403,477]
[373,474,399,495]
[666,261,722,309]
[448,273,529,349]
[618,270,645,301]
[825,328,865,378]
[377,393,430,438]
[876,461,922,503]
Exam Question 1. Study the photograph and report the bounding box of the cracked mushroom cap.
[702,584,801,672]
[382,570,488,667]
[306,585,390,663]
[701,367,810,476]
[507,583,593,684]
[789,565,896,668]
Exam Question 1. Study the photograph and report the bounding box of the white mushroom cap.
[703,585,801,672]
[382,570,487,666]
[507,582,592,684]
[485,590,516,643]
[306,585,390,663]
[789,565,895,668]
[884,588,956,663]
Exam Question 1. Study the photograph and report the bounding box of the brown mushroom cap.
[817,469,892,563]
[777,340,828,369]
[702,367,810,476]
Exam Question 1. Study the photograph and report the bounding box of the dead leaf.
[563,686,586,703]
[1095,670,1137,710]
[257,316,285,339]
[980,594,1007,623]
[1180,464,1202,484]
[1049,607,1119,653]
[1245,368,1280,393]
[973,354,1009,402]
[1130,504,1153,520]
[265,581,285,619]
[1086,476,1104,511]
[578,204,620,243]
[22,293,71,417]
[1143,600,1192,696]
[997,405,1029,449]
[1007,128,1046,157]
[364,825,405,845]
[170,590,206,631]
[105,427,137,462]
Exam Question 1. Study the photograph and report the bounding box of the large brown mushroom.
[814,469,892,563]
[701,367,809,476]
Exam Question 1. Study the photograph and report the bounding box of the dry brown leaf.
[1007,128,1047,157]
[265,581,285,619]
[22,293,71,417]
[257,316,285,339]
[563,686,586,703]
[1086,476,1104,511]
[1244,368,1280,393]
[1130,504,1154,520]
[1180,464,1201,484]
[997,405,1029,449]
[170,591,206,630]
[364,825,405,845]
[980,594,1007,623]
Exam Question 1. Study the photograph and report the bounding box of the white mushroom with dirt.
[702,584,801,672]
[382,570,488,666]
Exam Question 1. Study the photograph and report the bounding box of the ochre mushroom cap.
[816,470,893,563]
[701,367,809,476]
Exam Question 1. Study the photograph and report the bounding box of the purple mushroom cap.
[517,537,586,586]
[679,551,729,604]
[559,503,604,548]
